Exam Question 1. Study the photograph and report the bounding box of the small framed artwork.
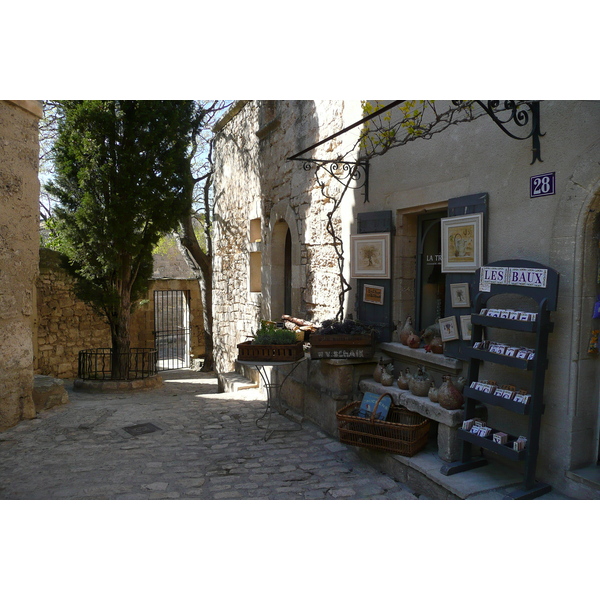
[441,213,483,273]
[439,315,459,342]
[350,233,391,279]
[450,282,471,308]
[363,284,385,305]
[460,314,472,341]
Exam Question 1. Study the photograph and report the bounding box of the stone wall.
[212,100,364,374]
[0,101,42,431]
[35,248,205,378]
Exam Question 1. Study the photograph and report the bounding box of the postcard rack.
[440,259,559,499]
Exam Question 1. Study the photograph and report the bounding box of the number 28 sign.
[530,172,556,198]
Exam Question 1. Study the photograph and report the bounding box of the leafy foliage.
[252,323,297,345]
[317,318,375,336]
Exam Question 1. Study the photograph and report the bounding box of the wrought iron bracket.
[292,158,370,202]
[459,101,545,164]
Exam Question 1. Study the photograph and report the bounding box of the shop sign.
[480,266,548,291]
[530,172,555,198]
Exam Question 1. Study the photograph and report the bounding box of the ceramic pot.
[428,336,444,354]
[381,365,395,386]
[428,381,439,403]
[438,375,464,410]
[407,332,421,349]
[409,366,433,397]
[399,316,416,346]
[397,367,412,390]
[373,358,385,383]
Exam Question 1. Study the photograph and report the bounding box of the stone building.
[0,100,42,430]
[212,100,600,499]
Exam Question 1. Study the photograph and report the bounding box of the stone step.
[33,375,69,413]
[218,372,259,393]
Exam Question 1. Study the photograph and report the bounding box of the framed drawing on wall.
[450,282,471,308]
[460,314,472,341]
[439,315,459,342]
[441,213,483,273]
[350,232,390,279]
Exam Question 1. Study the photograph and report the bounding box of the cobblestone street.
[0,369,422,500]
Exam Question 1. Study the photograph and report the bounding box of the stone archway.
[549,138,600,474]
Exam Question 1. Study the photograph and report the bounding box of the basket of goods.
[336,392,431,457]
[237,321,305,362]
[309,318,376,359]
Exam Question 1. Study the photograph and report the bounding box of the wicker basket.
[237,341,305,362]
[336,393,431,457]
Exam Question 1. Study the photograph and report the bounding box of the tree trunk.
[110,279,132,379]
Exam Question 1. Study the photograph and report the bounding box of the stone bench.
[358,378,466,462]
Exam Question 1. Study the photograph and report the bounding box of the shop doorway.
[154,290,191,370]
[271,220,292,319]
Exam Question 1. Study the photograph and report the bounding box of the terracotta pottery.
[429,336,444,354]
[428,381,439,403]
[438,375,464,410]
[399,316,416,346]
[407,332,421,349]
[409,366,433,397]
[397,367,412,390]
[455,376,467,393]
[373,358,385,383]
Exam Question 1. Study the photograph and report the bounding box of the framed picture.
[439,315,459,342]
[441,213,483,273]
[450,282,471,308]
[363,284,385,305]
[350,233,391,279]
[460,315,472,341]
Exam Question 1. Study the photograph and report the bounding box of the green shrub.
[252,323,297,345]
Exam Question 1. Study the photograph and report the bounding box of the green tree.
[46,100,194,378]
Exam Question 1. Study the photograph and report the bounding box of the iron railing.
[77,348,158,380]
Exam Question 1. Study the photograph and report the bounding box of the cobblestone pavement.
[0,369,422,500]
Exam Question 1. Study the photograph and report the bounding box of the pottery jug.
[428,336,444,354]
[428,381,439,403]
[373,358,385,383]
[407,332,421,349]
[399,316,416,346]
[438,375,464,410]
[409,366,433,397]
[381,364,395,386]
[397,367,412,390]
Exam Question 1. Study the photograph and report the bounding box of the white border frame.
[439,315,459,342]
[441,213,483,273]
[362,284,385,305]
[450,282,471,308]
[460,314,472,341]
[350,232,391,279]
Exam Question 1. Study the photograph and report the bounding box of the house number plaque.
[530,172,555,198]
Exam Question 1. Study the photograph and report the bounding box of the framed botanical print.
[460,314,472,341]
[441,213,483,273]
[450,282,471,308]
[439,315,459,342]
[350,233,391,279]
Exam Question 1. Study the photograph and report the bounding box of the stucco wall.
[0,101,42,430]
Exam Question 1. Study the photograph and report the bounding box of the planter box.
[310,333,375,347]
[237,341,305,363]
[309,332,375,359]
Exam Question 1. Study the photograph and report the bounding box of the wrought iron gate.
[154,290,191,370]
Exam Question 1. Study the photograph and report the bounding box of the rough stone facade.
[212,99,600,499]
[0,101,42,431]
[35,248,205,379]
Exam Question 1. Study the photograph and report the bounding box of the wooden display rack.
[440,259,559,499]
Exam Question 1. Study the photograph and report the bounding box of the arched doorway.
[271,219,293,319]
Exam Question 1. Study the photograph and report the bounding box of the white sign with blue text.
[480,266,548,291]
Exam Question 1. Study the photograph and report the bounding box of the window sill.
[379,342,464,374]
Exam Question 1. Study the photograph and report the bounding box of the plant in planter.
[237,322,304,362]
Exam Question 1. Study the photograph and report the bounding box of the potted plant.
[237,322,305,362]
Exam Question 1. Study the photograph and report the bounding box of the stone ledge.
[74,375,163,393]
[379,342,464,374]
[359,378,463,427]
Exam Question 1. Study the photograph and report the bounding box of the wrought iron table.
[237,356,307,441]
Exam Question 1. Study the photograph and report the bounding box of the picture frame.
[460,314,472,341]
[350,233,391,279]
[439,315,459,342]
[441,213,484,273]
[450,282,471,308]
[362,284,385,305]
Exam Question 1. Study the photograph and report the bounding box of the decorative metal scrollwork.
[300,159,369,195]
[454,100,544,164]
